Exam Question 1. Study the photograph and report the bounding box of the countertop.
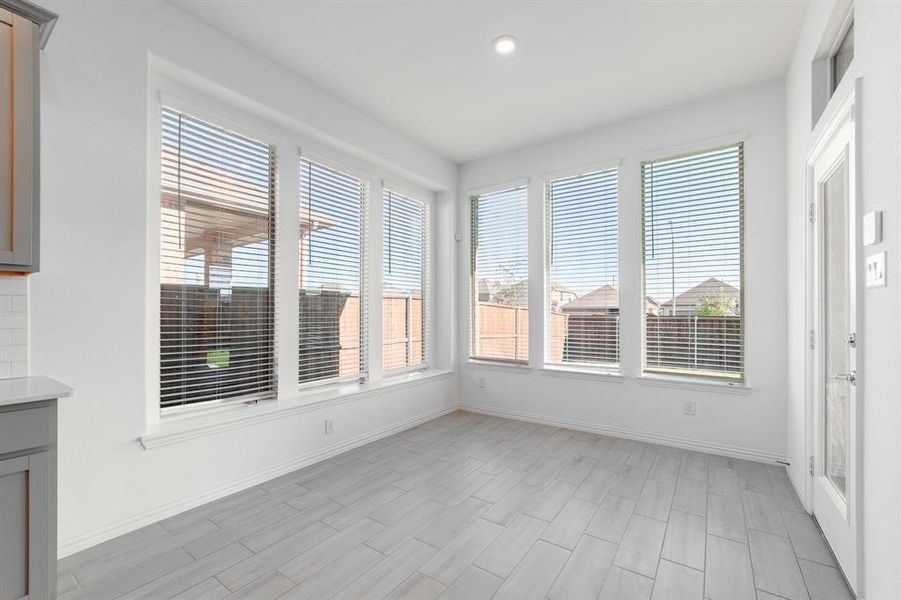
[0,376,74,408]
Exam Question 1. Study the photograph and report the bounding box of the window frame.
[145,78,444,434]
[542,160,622,374]
[148,90,286,421]
[639,141,746,384]
[297,151,371,391]
[468,180,530,366]
[381,184,432,376]
[829,15,854,96]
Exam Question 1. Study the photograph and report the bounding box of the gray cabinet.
[0,0,56,273]
[0,394,61,600]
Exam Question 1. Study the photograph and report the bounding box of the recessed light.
[493,35,518,55]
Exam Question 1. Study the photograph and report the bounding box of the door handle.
[832,371,856,384]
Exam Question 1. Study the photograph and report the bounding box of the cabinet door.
[0,9,36,270]
[0,451,52,600]
[0,456,28,600]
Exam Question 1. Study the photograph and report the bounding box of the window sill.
[540,366,625,383]
[637,373,752,395]
[140,368,453,450]
[465,359,532,373]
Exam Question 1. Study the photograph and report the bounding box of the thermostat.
[863,211,882,246]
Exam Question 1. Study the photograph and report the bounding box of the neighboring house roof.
[559,284,660,314]
[660,277,740,310]
[560,284,618,311]
[549,281,576,297]
[477,278,529,305]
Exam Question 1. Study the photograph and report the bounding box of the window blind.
[159,107,276,409]
[383,189,429,371]
[299,157,368,385]
[641,143,744,381]
[546,168,619,369]
[470,186,529,363]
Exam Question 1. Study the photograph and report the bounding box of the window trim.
[639,140,747,384]
[467,180,531,365]
[542,162,622,374]
[145,75,446,434]
[149,90,285,425]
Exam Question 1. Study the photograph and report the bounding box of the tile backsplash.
[0,276,27,378]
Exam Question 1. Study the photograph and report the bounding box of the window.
[831,20,854,94]
[299,157,368,385]
[470,185,529,363]
[641,144,744,381]
[383,189,429,372]
[159,107,276,409]
[546,168,620,369]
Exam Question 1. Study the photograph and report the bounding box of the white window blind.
[159,107,276,409]
[641,143,744,381]
[383,188,429,372]
[546,168,620,369]
[299,157,368,385]
[470,186,529,363]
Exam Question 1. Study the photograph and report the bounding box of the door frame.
[804,80,864,595]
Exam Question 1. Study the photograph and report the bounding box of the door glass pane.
[823,159,849,499]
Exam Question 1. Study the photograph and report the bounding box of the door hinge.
[809,456,815,476]
[809,329,815,350]
[809,203,816,224]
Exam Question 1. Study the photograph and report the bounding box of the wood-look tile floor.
[58,412,854,600]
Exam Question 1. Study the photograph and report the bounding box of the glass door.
[811,110,858,593]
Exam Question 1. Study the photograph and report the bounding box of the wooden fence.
[474,302,568,362]
[645,315,742,375]
[555,313,620,365]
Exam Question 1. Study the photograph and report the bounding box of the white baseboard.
[59,405,455,558]
[460,402,785,464]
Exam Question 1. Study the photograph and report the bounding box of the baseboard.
[58,404,455,558]
[460,402,785,464]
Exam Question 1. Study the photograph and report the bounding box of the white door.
[810,108,858,592]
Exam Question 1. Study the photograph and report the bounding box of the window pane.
[832,22,854,93]
[471,186,529,362]
[299,158,367,385]
[160,108,276,409]
[642,144,744,380]
[547,169,619,369]
[383,189,428,371]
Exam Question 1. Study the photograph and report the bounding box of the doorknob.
[832,371,856,384]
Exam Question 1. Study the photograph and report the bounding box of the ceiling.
[172,1,808,164]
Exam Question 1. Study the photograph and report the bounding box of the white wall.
[457,81,788,461]
[33,0,457,555]
[785,1,901,597]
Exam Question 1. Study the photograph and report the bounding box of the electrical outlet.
[325,417,335,435]
[866,251,886,288]
[478,376,487,389]
[684,401,696,416]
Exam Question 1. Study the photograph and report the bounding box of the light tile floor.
[57,412,854,600]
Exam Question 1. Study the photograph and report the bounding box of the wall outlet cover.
[865,251,886,288]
